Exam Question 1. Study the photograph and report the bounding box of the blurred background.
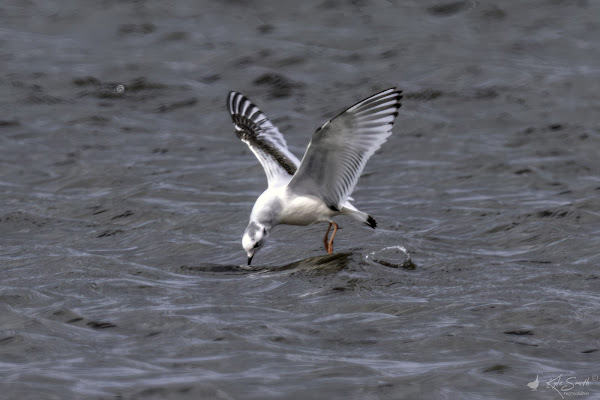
[1,1,599,399]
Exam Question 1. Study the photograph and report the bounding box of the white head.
[242,220,269,265]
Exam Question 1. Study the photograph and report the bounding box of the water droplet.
[365,245,416,269]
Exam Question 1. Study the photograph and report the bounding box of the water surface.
[1,1,599,399]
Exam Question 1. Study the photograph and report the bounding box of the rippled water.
[2,1,600,399]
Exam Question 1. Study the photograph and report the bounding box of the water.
[1,1,600,399]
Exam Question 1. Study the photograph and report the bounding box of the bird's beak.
[247,255,254,266]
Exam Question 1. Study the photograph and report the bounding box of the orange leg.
[323,223,332,252]
[325,222,338,254]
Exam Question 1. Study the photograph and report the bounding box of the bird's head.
[242,221,269,265]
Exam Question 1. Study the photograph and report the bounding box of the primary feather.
[288,88,402,209]
[226,91,301,186]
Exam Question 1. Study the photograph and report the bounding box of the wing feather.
[288,88,402,209]
[226,91,301,186]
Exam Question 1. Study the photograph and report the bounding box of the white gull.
[226,88,402,265]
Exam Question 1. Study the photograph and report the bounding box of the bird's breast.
[277,190,336,226]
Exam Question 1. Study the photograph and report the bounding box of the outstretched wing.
[288,88,402,210]
[227,91,301,186]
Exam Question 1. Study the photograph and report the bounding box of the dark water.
[1,1,599,399]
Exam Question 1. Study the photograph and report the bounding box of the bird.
[527,375,539,391]
[226,87,402,265]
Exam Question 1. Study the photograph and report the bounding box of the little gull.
[227,88,402,265]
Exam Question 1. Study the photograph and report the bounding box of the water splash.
[365,245,416,270]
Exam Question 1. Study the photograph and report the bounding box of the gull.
[226,87,402,265]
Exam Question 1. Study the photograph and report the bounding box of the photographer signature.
[545,374,590,399]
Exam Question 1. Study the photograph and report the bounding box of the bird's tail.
[341,204,377,229]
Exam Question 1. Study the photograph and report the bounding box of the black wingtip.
[226,91,237,115]
[366,215,377,229]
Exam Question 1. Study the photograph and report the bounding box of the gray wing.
[288,88,402,210]
[227,91,301,186]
